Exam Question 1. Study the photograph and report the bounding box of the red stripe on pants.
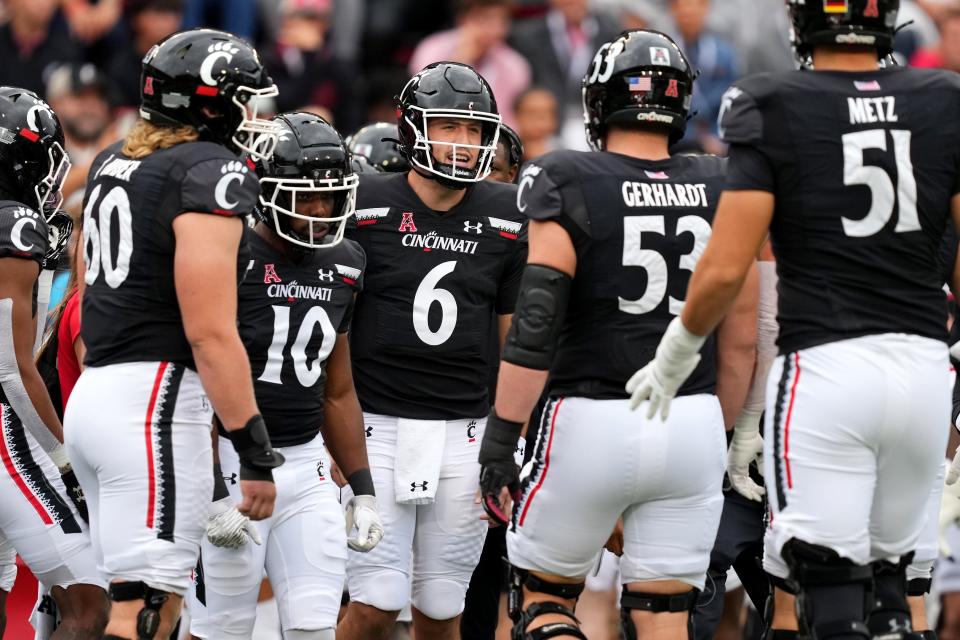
[519,398,564,527]
[144,362,168,528]
[784,353,801,489]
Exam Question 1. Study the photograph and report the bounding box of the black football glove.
[478,411,524,526]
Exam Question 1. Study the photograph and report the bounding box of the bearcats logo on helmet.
[200,41,241,86]
[214,161,248,211]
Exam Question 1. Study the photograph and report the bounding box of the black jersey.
[720,67,960,354]
[347,172,527,419]
[0,201,48,406]
[239,229,365,447]
[82,141,260,369]
[519,149,727,400]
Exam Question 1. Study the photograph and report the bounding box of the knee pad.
[620,588,698,640]
[283,628,336,640]
[781,539,872,640]
[507,567,586,640]
[868,555,914,637]
[109,582,170,640]
[350,570,409,613]
[411,578,466,621]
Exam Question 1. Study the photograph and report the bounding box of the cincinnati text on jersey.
[621,181,710,208]
[267,280,333,301]
[401,230,479,254]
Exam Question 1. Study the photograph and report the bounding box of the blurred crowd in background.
[3,0,958,219]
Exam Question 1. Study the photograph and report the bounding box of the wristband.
[49,443,70,471]
[346,468,375,496]
[212,462,229,501]
[228,415,285,471]
[478,411,524,465]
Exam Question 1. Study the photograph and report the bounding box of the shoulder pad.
[0,203,47,264]
[718,83,764,146]
[517,151,577,221]
[179,145,260,217]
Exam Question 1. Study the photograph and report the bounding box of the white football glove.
[626,317,706,420]
[345,495,384,552]
[941,455,960,557]
[728,410,765,502]
[206,497,262,549]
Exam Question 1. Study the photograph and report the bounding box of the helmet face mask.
[260,173,358,250]
[35,140,71,218]
[403,107,501,184]
[396,62,502,189]
[230,85,280,162]
[256,111,357,250]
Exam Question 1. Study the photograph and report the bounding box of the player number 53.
[619,214,711,316]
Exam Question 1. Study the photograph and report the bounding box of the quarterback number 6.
[586,39,625,85]
[413,261,458,346]
[83,184,133,289]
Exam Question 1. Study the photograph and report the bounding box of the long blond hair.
[122,118,200,159]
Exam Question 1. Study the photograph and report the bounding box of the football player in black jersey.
[477,29,758,640]
[630,2,960,638]
[347,122,410,173]
[460,121,527,640]
[338,62,527,640]
[63,29,284,640]
[187,112,383,640]
[0,87,108,638]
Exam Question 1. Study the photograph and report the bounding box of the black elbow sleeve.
[502,264,571,371]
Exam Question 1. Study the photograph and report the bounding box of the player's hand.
[330,460,347,489]
[604,519,624,556]
[728,411,765,502]
[479,461,518,526]
[626,317,705,420]
[345,495,384,552]
[942,455,960,556]
[207,497,262,548]
[59,466,89,523]
[237,480,276,521]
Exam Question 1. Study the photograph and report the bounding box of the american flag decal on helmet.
[488,216,522,240]
[335,264,361,286]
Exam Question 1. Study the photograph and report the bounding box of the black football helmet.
[0,87,74,266]
[582,30,694,150]
[787,0,899,59]
[140,28,279,161]
[396,62,501,188]
[255,112,357,250]
[498,123,524,170]
[351,153,376,174]
[347,122,410,173]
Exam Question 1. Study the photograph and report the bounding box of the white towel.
[394,418,445,505]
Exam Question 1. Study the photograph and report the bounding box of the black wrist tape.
[347,468,376,496]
